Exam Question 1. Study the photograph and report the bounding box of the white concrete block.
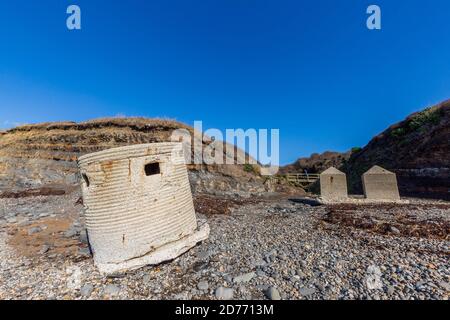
[78,143,209,274]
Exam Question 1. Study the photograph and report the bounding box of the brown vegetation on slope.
[0,117,272,196]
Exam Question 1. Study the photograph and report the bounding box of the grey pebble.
[233,272,256,283]
[197,281,209,291]
[80,284,94,297]
[215,287,233,300]
[265,286,281,300]
[299,287,316,297]
[28,226,43,235]
[104,284,121,296]
[39,245,50,254]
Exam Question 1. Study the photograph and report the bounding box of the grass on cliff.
[390,106,443,138]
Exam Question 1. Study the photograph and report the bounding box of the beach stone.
[234,272,256,283]
[104,284,121,296]
[299,287,316,297]
[215,287,233,300]
[197,281,209,291]
[28,226,43,235]
[265,286,281,300]
[80,284,94,297]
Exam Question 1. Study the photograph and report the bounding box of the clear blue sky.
[0,1,449,164]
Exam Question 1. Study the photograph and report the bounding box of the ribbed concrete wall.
[78,143,207,272]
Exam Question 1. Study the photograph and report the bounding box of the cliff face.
[342,99,450,200]
[0,118,270,196]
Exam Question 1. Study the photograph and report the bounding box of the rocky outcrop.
[280,151,351,175]
[0,118,273,197]
[342,99,450,200]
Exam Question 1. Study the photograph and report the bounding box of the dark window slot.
[144,162,160,176]
[82,174,90,187]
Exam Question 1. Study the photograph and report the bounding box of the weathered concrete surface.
[362,165,400,201]
[78,142,209,274]
[97,221,210,274]
[320,167,348,200]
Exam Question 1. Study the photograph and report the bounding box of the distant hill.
[342,99,450,200]
[280,150,351,174]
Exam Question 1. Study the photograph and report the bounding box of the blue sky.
[0,1,449,164]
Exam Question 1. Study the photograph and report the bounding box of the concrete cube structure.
[362,165,400,200]
[320,167,348,200]
[78,143,209,274]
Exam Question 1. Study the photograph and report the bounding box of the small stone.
[215,287,233,300]
[39,245,50,254]
[64,227,78,238]
[253,258,267,267]
[6,217,17,224]
[18,220,32,227]
[256,270,266,277]
[265,286,281,300]
[77,247,91,257]
[173,292,191,300]
[233,272,256,283]
[366,265,383,290]
[7,228,17,236]
[142,274,152,284]
[299,287,316,297]
[256,284,270,291]
[80,284,94,297]
[28,226,43,235]
[66,266,82,290]
[197,281,209,291]
[197,250,210,261]
[415,281,426,291]
[192,261,209,272]
[389,226,401,234]
[296,269,307,278]
[438,281,450,291]
[386,286,395,295]
[104,284,121,296]
[79,230,89,244]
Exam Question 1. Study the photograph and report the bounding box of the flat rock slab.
[233,272,256,283]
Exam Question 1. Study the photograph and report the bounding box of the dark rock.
[265,286,281,300]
